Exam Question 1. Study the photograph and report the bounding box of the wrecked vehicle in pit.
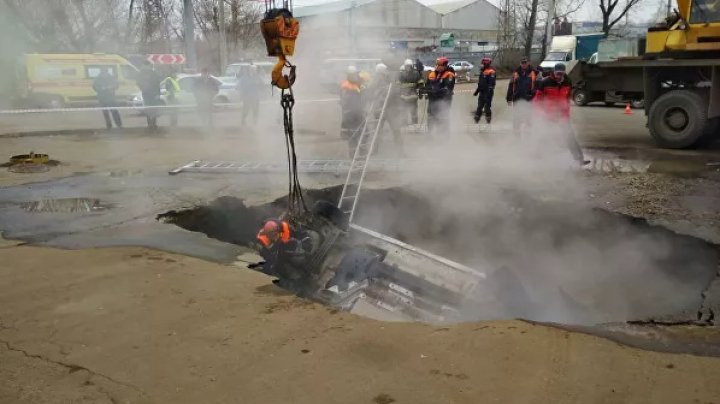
[251,199,533,324]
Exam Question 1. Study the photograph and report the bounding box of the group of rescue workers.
[338,55,584,163]
[256,56,585,284]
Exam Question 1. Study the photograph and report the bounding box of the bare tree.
[538,0,586,57]
[521,0,540,58]
[2,0,130,52]
[227,0,262,56]
[138,0,177,53]
[599,0,644,37]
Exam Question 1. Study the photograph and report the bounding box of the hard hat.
[403,59,413,66]
[481,56,491,64]
[262,220,279,234]
[436,57,449,66]
[347,65,358,74]
[375,63,388,73]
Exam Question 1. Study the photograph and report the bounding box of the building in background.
[293,0,500,58]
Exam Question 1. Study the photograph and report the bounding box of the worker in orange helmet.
[340,66,365,157]
[473,56,496,124]
[423,56,456,133]
[255,218,310,280]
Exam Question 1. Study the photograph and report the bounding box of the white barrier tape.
[0,97,340,115]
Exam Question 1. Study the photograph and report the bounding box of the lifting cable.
[261,0,306,217]
[281,81,307,216]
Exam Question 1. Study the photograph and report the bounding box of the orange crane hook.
[260,1,299,90]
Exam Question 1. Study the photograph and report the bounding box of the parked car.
[450,60,474,81]
[224,61,274,83]
[131,74,240,108]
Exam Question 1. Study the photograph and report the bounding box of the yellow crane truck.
[570,0,720,148]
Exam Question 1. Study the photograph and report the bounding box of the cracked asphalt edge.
[0,339,147,398]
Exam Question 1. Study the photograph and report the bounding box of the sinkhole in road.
[159,186,719,325]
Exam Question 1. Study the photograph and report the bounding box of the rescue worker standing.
[136,61,162,130]
[92,67,122,129]
[193,68,221,127]
[535,63,586,164]
[237,65,263,127]
[506,57,537,136]
[370,63,405,155]
[340,66,365,157]
[255,219,308,280]
[161,72,180,126]
[424,57,455,134]
[415,58,424,75]
[473,57,496,124]
[399,59,422,125]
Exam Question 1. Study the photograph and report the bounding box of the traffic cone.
[624,103,633,115]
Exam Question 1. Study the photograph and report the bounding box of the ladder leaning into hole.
[338,83,393,223]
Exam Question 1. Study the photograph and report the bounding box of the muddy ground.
[2,84,720,402]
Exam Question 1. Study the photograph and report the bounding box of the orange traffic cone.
[624,103,633,115]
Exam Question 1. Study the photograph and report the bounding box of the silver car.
[131,74,239,107]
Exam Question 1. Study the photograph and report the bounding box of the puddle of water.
[21,198,109,213]
[584,156,650,174]
[585,150,719,177]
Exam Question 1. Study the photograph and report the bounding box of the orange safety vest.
[257,220,291,248]
[341,80,361,92]
[511,69,536,94]
[428,70,455,81]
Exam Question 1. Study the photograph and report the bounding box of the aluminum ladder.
[168,158,419,175]
[338,83,393,223]
[404,96,428,134]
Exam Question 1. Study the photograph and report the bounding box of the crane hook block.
[271,58,296,90]
[260,8,300,58]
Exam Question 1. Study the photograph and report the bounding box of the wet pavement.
[2,172,717,332]
[0,172,251,262]
[2,88,720,356]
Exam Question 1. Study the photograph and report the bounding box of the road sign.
[146,54,186,65]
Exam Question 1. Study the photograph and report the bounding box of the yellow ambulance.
[17,53,139,108]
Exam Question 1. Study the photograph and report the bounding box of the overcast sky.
[292,0,665,23]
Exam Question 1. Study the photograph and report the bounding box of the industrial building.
[293,0,501,57]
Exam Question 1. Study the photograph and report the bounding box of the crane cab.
[646,0,720,56]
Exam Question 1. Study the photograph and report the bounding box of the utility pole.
[543,0,556,58]
[349,0,356,55]
[218,0,227,72]
[183,0,197,70]
[504,0,510,48]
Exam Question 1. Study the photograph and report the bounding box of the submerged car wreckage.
[251,199,531,324]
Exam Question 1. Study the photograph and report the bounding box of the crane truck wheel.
[648,90,709,149]
[572,90,589,106]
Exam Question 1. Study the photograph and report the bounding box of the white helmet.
[375,63,388,73]
[347,65,358,74]
[403,59,413,66]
